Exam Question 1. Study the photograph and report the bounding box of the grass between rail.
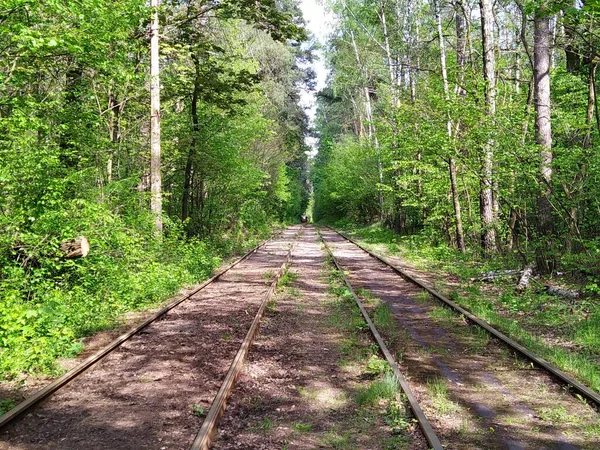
[323,255,417,449]
[335,222,600,394]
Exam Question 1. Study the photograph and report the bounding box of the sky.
[298,0,335,155]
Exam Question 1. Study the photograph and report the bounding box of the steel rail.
[319,230,444,450]
[189,233,299,450]
[0,230,285,429]
[325,226,600,408]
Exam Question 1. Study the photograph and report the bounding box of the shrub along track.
[0,226,301,450]
[320,227,600,450]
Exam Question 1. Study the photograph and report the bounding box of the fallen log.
[472,269,522,282]
[60,237,90,258]
[544,283,579,300]
[515,266,534,293]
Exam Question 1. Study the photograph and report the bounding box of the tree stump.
[60,237,90,258]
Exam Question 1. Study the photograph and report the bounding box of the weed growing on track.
[278,270,299,288]
[356,371,399,406]
[260,417,272,433]
[263,270,275,280]
[191,404,205,417]
[292,422,312,432]
[323,255,414,446]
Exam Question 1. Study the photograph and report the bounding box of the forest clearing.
[1,0,600,448]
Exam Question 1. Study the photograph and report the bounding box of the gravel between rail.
[0,227,300,450]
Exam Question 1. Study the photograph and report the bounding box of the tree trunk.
[534,12,554,272]
[107,92,122,184]
[60,237,90,258]
[454,0,467,97]
[479,0,497,253]
[182,56,201,224]
[150,0,163,234]
[435,0,465,252]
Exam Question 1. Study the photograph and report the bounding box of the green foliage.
[0,398,15,416]
[0,1,311,379]
[191,404,205,417]
[356,371,399,406]
[0,193,222,376]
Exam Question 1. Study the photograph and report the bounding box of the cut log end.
[516,266,534,293]
[60,237,90,258]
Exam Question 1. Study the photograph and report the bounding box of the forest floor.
[339,223,600,395]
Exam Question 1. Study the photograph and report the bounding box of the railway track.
[1,224,597,449]
[0,227,301,450]
[325,227,600,408]
[319,229,444,450]
[320,226,600,450]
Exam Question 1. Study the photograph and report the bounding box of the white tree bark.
[150,0,163,233]
[479,0,497,252]
[534,12,553,270]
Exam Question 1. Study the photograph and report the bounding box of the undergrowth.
[0,204,275,380]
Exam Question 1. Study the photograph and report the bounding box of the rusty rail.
[0,231,284,429]
[189,236,297,450]
[319,230,444,450]
[326,226,600,409]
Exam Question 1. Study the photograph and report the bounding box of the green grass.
[278,270,299,288]
[537,406,580,425]
[319,430,353,449]
[260,417,272,433]
[266,299,277,312]
[292,422,313,432]
[429,306,458,325]
[356,371,399,406]
[426,377,460,415]
[365,355,389,376]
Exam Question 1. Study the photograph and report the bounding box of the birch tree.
[150,0,163,233]
[534,6,553,271]
[479,0,497,252]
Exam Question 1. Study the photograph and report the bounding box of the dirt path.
[321,229,600,450]
[0,227,300,450]
[211,226,427,450]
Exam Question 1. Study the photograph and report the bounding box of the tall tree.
[150,0,163,233]
[534,6,553,271]
[479,0,497,252]
[433,0,465,251]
